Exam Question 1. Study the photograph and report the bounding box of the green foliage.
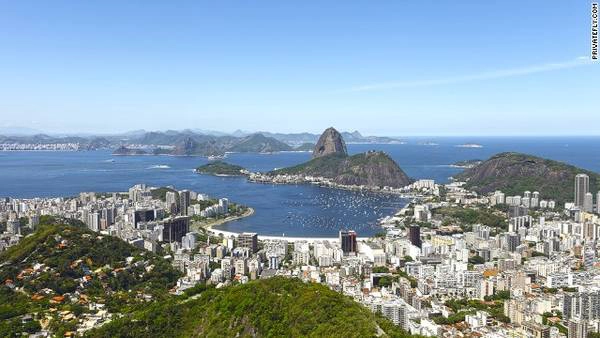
[0,221,181,336]
[378,276,396,287]
[372,266,390,273]
[433,206,507,229]
[87,277,418,338]
[396,269,418,288]
[150,187,177,202]
[444,298,508,323]
[195,161,246,176]
[433,311,470,325]
[272,152,411,188]
[484,291,510,301]
[458,152,600,204]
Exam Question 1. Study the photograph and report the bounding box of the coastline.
[193,206,255,232]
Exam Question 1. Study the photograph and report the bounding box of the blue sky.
[0,1,598,136]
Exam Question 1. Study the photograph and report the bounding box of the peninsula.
[251,127,412,189]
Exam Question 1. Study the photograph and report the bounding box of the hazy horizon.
[4,124,600,138]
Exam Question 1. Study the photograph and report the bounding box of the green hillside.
[87,277,419,338]
[456,152,600,204]
[2,218,421,337]
[273,151,411,188]
[0,217,180,336]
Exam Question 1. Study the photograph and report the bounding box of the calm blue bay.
[1,136,599,237]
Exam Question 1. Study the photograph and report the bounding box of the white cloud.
[347,57,593,92]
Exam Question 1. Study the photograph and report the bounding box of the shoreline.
[193,206,255,232]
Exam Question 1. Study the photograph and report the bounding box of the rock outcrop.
[312,127,348,158]
[272,128,411,188]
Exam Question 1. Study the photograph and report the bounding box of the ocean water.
[1,136,599,237]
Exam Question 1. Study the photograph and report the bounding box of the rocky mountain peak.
[312,127,348,159]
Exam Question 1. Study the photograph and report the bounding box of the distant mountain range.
[0,129,403,155]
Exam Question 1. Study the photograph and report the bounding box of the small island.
[195,161,247,176]
[456,143,483,148]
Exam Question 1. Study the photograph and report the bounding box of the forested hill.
[456,152,600,204]
[0,217,180,336]
[2,218,421,337]
[87,276,421,338]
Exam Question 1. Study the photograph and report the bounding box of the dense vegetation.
[439,298,509,324]
[272,152,411,188]
[457,152,600,204]
[0,217,181,336]
[88,277,419,338]
[195,161,246,176]
[2,218,419,337]
[150,186,178,201]
[433,206,507,230]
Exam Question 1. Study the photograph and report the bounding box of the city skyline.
[0,1,598,136]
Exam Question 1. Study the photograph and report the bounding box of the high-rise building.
[509,205,529,218]
[179,190,191,216]
[575,174,590,207]
[568,318,588,338]
[165,191,178,214]
[597,191,600,214]
[160,216,190,243]
[238,232,258,253]
[584,192,594,213]
[563,291,600,320]
[408,225,421,248]
[506,233,520,252]
[219,198,229,214]
[584,245,596,268]
[339,230,357,254]
[87,211,101,232]
[133,209,155,228]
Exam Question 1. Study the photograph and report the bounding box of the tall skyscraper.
[339,230,357,255]
[408,225,421,248]
[506,233,520,252]
[179,190,191,216]
[165,191,178,214]
[597,191,600,214]
[575,174,590,207]
[160,216,190,243]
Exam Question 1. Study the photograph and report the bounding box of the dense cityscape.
[1,1,597,337]
[3,170,600,337]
